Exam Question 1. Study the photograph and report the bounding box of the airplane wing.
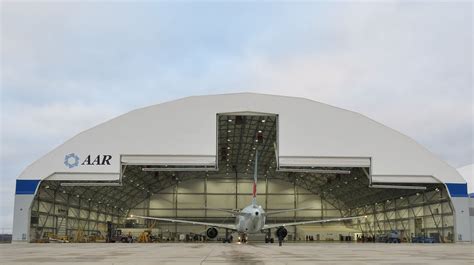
[264,207,315,216]
[131,215,237,230]
[263,216,364,230]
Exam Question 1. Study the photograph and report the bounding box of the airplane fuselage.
[235,204,266,233]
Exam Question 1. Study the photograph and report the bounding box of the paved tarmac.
[0,242,473,265]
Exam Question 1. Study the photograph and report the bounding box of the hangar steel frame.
[28,113,454,242]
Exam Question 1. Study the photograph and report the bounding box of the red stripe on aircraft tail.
[253,182,257,197]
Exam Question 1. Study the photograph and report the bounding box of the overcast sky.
[1,1,472,231]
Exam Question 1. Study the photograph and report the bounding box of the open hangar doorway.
[28,113,454,243]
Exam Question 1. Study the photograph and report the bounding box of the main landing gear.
[265,238,275,243]
[222,228,233,243]
[265,229,274,243]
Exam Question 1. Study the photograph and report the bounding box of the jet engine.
[206,227,218,239]
[275,226,288,239]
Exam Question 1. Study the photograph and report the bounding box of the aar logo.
[64,153,80,168]
[64,153,112,168]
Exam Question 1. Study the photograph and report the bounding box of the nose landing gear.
[238,234,248,243]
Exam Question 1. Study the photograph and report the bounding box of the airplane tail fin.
[252,150,258,206]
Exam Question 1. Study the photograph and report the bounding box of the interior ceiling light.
[261,119,266,123]
[228,130,231,133]
[252,147,256,150]
[228,119,232,122]
[258,130,262,133]
[227,147,231,150]
[400,196,404,199]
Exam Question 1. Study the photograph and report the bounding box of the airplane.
[131,151,365,246]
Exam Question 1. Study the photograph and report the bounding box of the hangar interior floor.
[1,243,473,265]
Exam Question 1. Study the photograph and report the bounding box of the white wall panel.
[178,179,204,193]
[266,195,294,209]
[207,180,235,194]
[148,209,175,217]
[268,180,293,194]
[177,195,205,208]
[237,182,253,194]
[207,195,235,208]
[295,210,321,218]
[150,194,174,208]
[177,210,205,217]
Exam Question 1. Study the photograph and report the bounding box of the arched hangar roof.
[457,164,474,197]
[17,93,465,187]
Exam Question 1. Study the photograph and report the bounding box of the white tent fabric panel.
[279,156,371,168]
[121,155,216,166]
[16,93,465,184]
[457,164,474,195]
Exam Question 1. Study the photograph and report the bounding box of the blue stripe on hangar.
[15,180,41,195]
[446,183,468,198]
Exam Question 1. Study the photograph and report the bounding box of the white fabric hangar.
[13,93,471,243]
